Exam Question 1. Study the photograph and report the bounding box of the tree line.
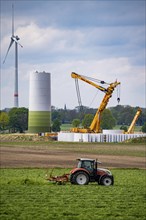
[0,105,146,133]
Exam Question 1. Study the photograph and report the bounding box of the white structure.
[103,129,123,134]
[28,71,51,133]
[58,132,146,143]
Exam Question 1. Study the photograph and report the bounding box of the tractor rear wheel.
[100,175,113,186]
[73,171,89,185]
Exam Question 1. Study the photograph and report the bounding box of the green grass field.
[0,168,146,220]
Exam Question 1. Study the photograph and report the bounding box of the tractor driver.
[81,161,93,173]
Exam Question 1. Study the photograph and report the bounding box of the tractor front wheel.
[72,171,89,185]
[100,175,113,186]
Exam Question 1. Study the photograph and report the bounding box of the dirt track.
[0,145,145,169]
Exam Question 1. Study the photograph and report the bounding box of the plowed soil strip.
[0,146,145,168]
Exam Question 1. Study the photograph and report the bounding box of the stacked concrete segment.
[28,71,51,133]
[58,132,146,142]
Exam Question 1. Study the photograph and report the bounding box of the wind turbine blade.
[3,39,14,64]
[12,4,14,36]
[18,42,23,48]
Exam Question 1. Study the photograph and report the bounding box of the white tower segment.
[28,71,51,133]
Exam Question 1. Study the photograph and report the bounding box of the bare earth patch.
[0,145,145,169]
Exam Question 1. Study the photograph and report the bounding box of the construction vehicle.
[47,158,114,186]
[71,72,120,133]
[126,108,142,134]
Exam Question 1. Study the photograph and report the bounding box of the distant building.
[64,104,67,111]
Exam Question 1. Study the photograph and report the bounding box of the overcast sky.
[0,0,145,110]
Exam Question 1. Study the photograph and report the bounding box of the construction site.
[58,72,145,142]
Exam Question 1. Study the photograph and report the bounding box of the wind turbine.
[3,4,23,108]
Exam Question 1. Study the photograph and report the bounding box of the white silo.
[28,71,51,133]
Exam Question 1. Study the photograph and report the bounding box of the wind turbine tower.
[3,4,23,108]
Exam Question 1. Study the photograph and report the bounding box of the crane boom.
[90,80,120,132]
[71,72,107,92]
[127,108,142,134]
[71,72,120,133]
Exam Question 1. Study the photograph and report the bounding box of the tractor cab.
[77,158,101,173]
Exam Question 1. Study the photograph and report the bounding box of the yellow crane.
[71,72,121,133]
[126,108,142,134]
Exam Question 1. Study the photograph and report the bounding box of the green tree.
[110,105,146,126]
[8,108,28,133]
[51,110,61,121]
[82,114,94,128]
[52,119,61,132]
[120,125,128,132]
[101,109,116,129]
[142,122,146,133]
[0,112,9,131]
[72,119,80,127]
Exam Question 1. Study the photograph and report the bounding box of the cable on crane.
[89,91,99,108]
[117,84,121,103]
[80,74,110,86]
[75,78,83,112]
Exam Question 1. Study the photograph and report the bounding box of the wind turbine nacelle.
[16,36,20,40]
